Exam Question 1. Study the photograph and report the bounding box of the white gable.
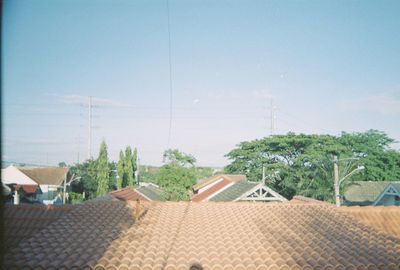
[1,165,38,185]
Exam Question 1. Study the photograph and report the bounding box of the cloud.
[341,95,400,115]
[56,94,133,108]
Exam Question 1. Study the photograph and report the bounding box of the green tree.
[225,130,400,202]
[96,140,110,196]
[158,149,197,201]
[117,150,125,189]
[69,159,98,199]
[124,146,135,187]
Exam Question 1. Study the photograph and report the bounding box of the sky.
[2,0,400,167]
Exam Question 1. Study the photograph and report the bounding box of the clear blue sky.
[3,0,400,167]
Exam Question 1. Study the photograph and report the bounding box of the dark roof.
[344,181,400,205]
[3,204,74,249]
[18,167,69,186]
[4,201,400,269]
[136,185,165,201]
[209,181,258,202]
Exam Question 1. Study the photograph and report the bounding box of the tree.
[69,159,98,199]
[117,150,125,189]
[225,130,400,202]
[158,149,197,201]
[124,146,135,187]
[96,140,110,196]
[58,161,67,168]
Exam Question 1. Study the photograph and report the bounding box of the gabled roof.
[109,185,165,202]
[109,187,149,201]
[344,181,400,205]
[5,201,400,269]
[192,174,246,192]
[1,165,39,185]
[18,166,69,186]
[192,178,233,202]
[136,185,165,201]
[209,181,258,201]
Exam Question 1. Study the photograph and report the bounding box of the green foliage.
[157,149,198,201]
[96,140,110,196]
[225,130,400,202]
[58,161,67,168]
[117,150,125,189]
[69,159,98,199]
[124,146,135,187]
[68,192,84,204]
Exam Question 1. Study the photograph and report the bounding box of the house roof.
[3,204,74,250]
[109,187,150,201]
[109,186,165,202]
[4,200,400,269]
[339,206,400,239]
[192,174,246,192]
[209,181,258,202]
[1,165,39,186]
[191,178,233,202]
[344,181,400,204]
[289,196,332,205]
[136,185,165,201]
[18,167,70,186]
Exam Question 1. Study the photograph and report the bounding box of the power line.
[166,0,173,149]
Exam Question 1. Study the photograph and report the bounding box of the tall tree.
[132,147,138,182]
[158,149,197,201]
[96,140,110,196]
[225,130,400,202]
[117,150,125,189]
[124,146,135,187]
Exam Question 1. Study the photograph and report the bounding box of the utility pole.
[333,155,340,206]
[262,165,266,184]
[87,96,92,160]
[63,173,67,204]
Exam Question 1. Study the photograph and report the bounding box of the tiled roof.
[289,196,332,205]
[339,206,400,239]
[191,178,232,202]
[209,181,258,201]
[109,187,150,201]
[193,174,246,192]
[3,204,74,250]
[4,200,400,269]
[343,181,397,205]
[18,167,70,186]
[136,185,165,201]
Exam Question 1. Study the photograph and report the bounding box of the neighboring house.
[2,165,70,205]
[109,183,165,202]
[343,181,400,206]
[192,174,287,202]
[4,199,400,269]
[1,165,39,203]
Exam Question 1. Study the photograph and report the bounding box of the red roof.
[109,187,149,201]
[192,179,232,202]
[15,184,38,194]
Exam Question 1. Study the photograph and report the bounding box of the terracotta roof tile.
[3,204,74,250]
[191,179,232,202]
[109,187,149,201]
[339,206,400,239]
[4,201,400,269]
